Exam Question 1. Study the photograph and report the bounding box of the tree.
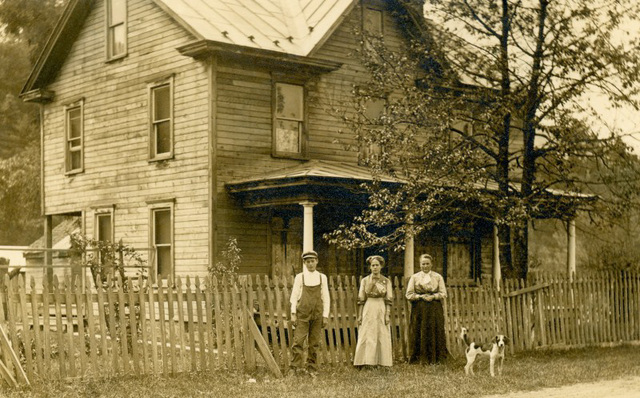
[327,0,640,278]
[0,0,68,245]
[0,0,66,63]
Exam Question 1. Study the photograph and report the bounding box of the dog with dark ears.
[460,327,509,377]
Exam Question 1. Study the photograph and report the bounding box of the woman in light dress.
[353,255,393,368]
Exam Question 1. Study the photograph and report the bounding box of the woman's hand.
[357,315,362,325]
[384,313,390,325]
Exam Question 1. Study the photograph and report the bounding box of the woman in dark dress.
[405,253,449,364]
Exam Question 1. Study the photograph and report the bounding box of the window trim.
[94,207,115,242]
[105,0,128,61]
[149,201,174,283]
[64,99,84,175]
[271,80,308,159]
[148,76,174,161]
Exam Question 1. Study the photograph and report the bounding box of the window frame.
[95,208,115,243]
[64,99,84,175]
[357,90,387,165]
[363,6,384,36]
[271,80,308,159]
[94,207,115,278]
[148,77,174,161]
[105,0,128,61]
[148,201,174,284]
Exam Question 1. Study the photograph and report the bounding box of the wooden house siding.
[41,0,211,277]
[212,4,416,275]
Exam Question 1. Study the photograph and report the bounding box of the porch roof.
[225,160,399,208]
[226,159,593,214]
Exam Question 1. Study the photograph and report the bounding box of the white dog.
[460,327,508,377]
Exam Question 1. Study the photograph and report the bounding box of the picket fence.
[0,270,638,383]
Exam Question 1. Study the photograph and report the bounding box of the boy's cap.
[301,250,318,259]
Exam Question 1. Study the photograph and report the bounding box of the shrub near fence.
[0,271,638,382]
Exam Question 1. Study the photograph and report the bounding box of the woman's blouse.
[358,274,393,306]
[405,271,447,301]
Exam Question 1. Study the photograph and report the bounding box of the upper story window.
[363,7,383,35]
[106,0,127,60]
[149,78,173,160]
[65,100,84,174]
[273,82,306,158]
[359,96,386,164]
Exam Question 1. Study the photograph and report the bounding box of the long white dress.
[353,275,393,366]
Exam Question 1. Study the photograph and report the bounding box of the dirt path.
[481,376,640,398]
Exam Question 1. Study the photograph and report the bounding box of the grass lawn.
[4,344,640,397]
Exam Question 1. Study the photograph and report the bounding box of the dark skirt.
[408,300,449,364]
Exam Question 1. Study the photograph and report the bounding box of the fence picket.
[184,277,197,372]
[28,277,43,378]
[195,277,207,371]
[146,280,158,375]
[84,277,97,375]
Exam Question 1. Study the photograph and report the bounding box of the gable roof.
[20,0,361,98]
[153,0,357,56]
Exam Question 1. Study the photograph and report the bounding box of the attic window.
[106,0,127,60]
[363,7,383,35]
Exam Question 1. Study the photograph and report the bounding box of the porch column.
[493,223,501,291]
[404,235,414,279]
[404,215,414,279]
[566,218,576,280]
[300,201,316,252]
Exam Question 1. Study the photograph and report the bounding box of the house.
[20,0,579,285]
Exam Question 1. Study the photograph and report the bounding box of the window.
[96,212,113,243]
[106,0,127,59]
[149,80,173,160]
[65,101,84,174]
[273,82,306,158]
[95,209,114,278]
[358,96,385,164]
[363,7,383,35]
[151,206,173,282]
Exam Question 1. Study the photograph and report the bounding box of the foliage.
[208,237,242,281]
[327,0,640,277]
[69,233,147,289]
[0,0,66,244]
[0,141,41,245]
[68,233,147,352]
[0,0,68,63]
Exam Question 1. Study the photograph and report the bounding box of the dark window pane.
[157,247,171,278]
[154,210,171,244]
[154,86,171,120]
[68,108,81,139]
[364,8,383,34]
[110,24,126,56]
[364,98,385,120]
[276,83,303,120]
[70,151,82,170]
[97,215,112,242]
[155,122,171,154]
